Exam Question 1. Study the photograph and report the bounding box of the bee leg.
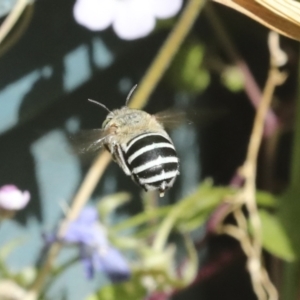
[113,145,131,176]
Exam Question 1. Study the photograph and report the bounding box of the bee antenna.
[88,99,113,114]
[125,84,138,106]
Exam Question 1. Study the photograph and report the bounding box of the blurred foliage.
[166,39,210,94]
[259,209,296,261]
[221,66,245,92]
[0,179,297,299]
[0,238,36,291]
[278,188,300,259]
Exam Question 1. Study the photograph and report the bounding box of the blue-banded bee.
[79,86,183,197]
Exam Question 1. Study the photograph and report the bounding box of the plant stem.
[129,0,206,109]
[0,0,29,44]
[204,4,278,136]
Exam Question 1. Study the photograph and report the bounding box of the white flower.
[73,0,183,40]
[0,185,30,210]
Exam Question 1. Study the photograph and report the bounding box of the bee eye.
[102,117,112,128]
[102,116,113,128]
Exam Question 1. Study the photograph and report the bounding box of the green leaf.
[110,236,141,250]
[110,205,171,233]
[166,39,210,94]
[260,209,297,261]
[181,235,198,285]
[221,66,244,92]
[256,190,278,208]
[278,188,300,258]
[132,223,161,239]
[138,246,175,271]
[178,211,209,232]
[0,237,25,279]
[0,238,25,261]
[17,267,36,287]
[87,275,147,300]
[98,192,131,223]
[153,180,233,251]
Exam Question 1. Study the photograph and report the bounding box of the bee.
[80,85,182,197]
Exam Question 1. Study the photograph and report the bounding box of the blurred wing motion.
[154,109,190,129]
[69,129,110,155]
[155,108,227,129]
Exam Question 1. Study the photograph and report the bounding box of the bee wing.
[69,128,111,155]
[154,109,190,129]
[154,108,227,130]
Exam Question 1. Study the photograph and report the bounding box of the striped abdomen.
[123,133,179,197]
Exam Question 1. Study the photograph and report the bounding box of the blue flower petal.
[80,250,96,279]
[64,222,95,244]
[63,207,108,246]
[79,244,130,282]
[45,206,130,282]
[76,206,98,224]
[64,222,108,246]
[79,245,101,279]
[97,247,131,282]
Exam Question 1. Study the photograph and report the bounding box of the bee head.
[88,84,138,129]
[102,112,115,129]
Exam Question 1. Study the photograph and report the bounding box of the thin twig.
[58,151,112,226]
[129,0,206,109]
[218,34,287,299]
[0,2,33,57]
[241,66,287,255]
[0,0,29,45]
[204,4,278,136]
[24,151,112,300]
[236,67,285,300]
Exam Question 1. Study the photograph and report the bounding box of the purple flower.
[80,243,131,281]
[57,207,130,281]
[73,0,183,40]
[0,185,30,210]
